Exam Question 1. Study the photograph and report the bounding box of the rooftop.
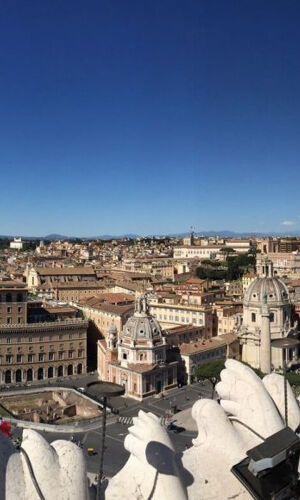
[179,332,237,355]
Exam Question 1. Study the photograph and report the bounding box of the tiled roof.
[34,267,96,276]
[179,332,238,355]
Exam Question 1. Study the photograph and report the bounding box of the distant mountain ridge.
[1,229,300,240]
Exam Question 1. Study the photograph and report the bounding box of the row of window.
[0,332,84,343]
[2,350,84,364]
[0,306,23,313]
[0,293,24,302]
[193,348,226,363]
[155,313,203,325]
[0,317,23,325]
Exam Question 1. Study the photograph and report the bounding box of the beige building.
[149,301,214,337]
[26,266,97,291]
[214,303,242,336]
[76,295,134,338]
[174,246,223,260]
[39,281,105,302]
[242,273,257,292]
[0,281,88,384]
[257,252,300,278]
[164,324,205,346]
[179,332,239,383]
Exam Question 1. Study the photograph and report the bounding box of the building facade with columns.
[98,295,178,400]
[237,259,299,371]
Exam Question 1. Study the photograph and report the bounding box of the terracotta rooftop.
[49,281,105,289]
[78,297,134,316]
[165,324,201,334]
[34,267,96,276]
[0,280,27,290]
[179,332,237,355]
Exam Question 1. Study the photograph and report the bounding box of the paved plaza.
[10,377,214,478]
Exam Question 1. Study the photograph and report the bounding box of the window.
[18,318,22,324]
[7,318,11,324]
[17,293,23,302]
[28,354,33,363]
[251,313,256,322]
[58,351,64,360]
[6,338,10,344]
[17,354,22,363]
[38,353,44,362]
[122,352,127,360]
[29,337,32,342]
[270,312,275,322]
[18,307,22,313]
[49,352,54,361]
[6,293,12,303]
[6,355,12,363]
[68,350,73,358]
[7,306,11,313]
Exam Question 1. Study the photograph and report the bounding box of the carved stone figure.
[1,360,300,500]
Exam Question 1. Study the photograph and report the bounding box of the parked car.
[87,447,98,456]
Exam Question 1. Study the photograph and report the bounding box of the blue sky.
[0,0,300,236]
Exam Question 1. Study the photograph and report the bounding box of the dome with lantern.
[122,294,162,342]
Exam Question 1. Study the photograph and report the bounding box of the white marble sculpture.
[1,359,300,500]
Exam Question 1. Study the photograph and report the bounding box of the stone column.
[260,305,271,374]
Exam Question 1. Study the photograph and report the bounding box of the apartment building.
[0,281,27,325]
[149,301,214,337]
[0,285,88,384]
[26,266,97,290]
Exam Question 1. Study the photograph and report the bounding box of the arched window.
[251,313,256,322]
[77,363,82,375]
[67,364,73,375]
[48,367,54,378]
[6,293,12,303]
[16,369,22,382]
[58,365,64,377]
[38,368,43,380]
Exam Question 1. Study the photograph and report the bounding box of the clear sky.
[0,0,300,237]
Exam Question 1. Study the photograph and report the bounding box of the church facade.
[97,295,178,400]
[237,258,299,371]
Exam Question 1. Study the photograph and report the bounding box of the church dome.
[123,314,162,341]
[244,277,290,306]
[122,294,163,342]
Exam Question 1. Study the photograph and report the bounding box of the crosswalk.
[117,416,170,426]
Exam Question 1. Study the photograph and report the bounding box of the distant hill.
[1,230,300,241]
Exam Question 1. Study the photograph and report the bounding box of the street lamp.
[272,337,300,427]
[86,381,125,500]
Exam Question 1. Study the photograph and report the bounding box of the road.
[10,379,214,478]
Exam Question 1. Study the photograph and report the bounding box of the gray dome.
[244,277,290,306]
[123,312,162,341]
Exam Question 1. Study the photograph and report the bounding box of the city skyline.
[0,0,300,235]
